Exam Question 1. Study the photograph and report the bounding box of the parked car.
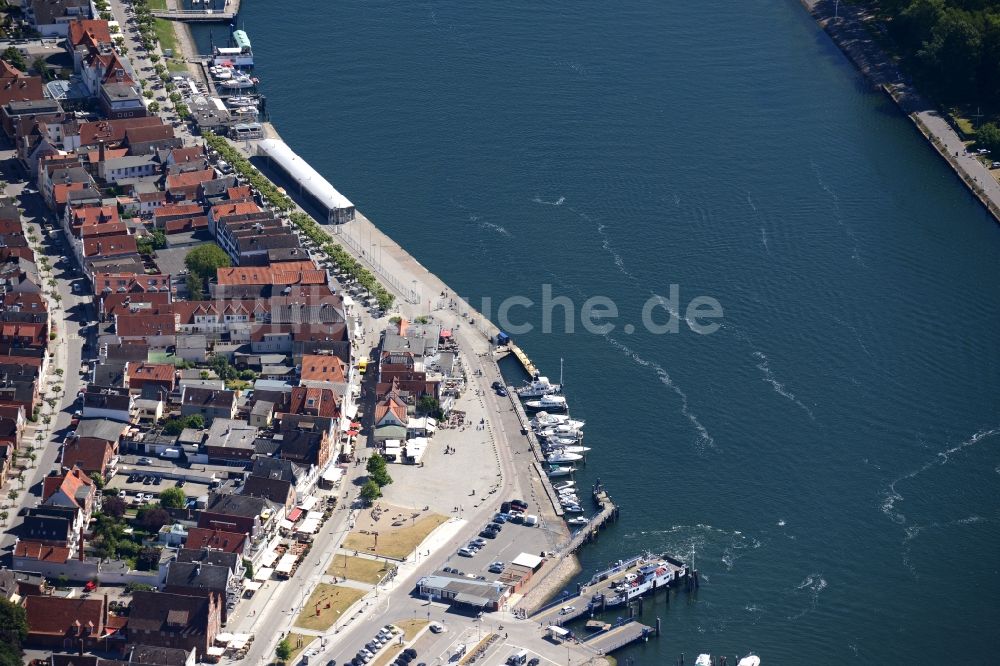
[137,457,152,465]
[457,548,474,558]
[118,490,127,498]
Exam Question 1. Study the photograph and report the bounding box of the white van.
[507,651,528,665]
[523,514,538,527]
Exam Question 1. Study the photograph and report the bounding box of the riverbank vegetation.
[871,0,1000,120]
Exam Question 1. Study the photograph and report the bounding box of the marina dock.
[562,482,620,554]
[153,0,241,21]
[584,619,656,654]
[507,342,538,377]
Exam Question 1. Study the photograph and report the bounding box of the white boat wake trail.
[604,335,715,449]
[753,351,815,420]
[746,192,769,252]
[787,573,828,620]
[880,427,1000,526]
[810,159,864,265]
[532,195,565,206]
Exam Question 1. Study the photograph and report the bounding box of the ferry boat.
[525,395,568,412]
[213,29,254,68]
[587,554,689,610]
[517,374,561,398]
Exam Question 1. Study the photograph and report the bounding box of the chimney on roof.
[98,139,105,163]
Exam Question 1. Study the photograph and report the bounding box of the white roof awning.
[254,566,274,581]
[512,553,544,570]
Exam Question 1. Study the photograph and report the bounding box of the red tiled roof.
[95,273,172,293]
[288,386,339,418]
[128,362,175,385]
[61,439,113,474]
[163,216,208,233]
[115,313,176,338]
[166,168,215,190]
[226,186,253,201]
[77,117,162,147]
[300,354,347,384]
[100,292,171,318]
[210,201,261,219]
[165,146,205,164]
[184,527,247,553]
[14,541,70,563]
[80,221,128,238]
[84,147,129,163]
[125,124,176,145]
[82,234,137,258]
[53,182,89,206]
[68,19,112,48]
[41,466,93,509]
[71,204,120,228]
[216,263,324,286]
[25,595,106,637]
[154,203,204,221]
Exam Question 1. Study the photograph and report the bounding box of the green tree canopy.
[360,479,382,504]
[184,244,231,279]
[1,47,26,71]
[101,495,127,519]
[976,121,1000,151]
[275,639,292,663]
[0,598,28,646]
[159,487,186,509]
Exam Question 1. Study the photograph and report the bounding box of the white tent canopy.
[276,553,298,575]
[254,566,274,581]
[256,138,355,223]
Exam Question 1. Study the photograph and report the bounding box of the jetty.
[563,481,620,554]
[584,618,656,654]
[152,8,238,21]
[507,342,538,377]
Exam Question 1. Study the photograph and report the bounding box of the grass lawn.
[370,620,428,666]
[153,18,176,55]
[342,513,448,560]
[146,0,167,8]
[327,554,397,584]
[294,584,366,632]
[282,633,316,664]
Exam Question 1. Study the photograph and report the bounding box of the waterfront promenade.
[803,0,1000,224]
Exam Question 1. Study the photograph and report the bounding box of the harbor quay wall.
[800,0,1000,226]
[220,124,600,609]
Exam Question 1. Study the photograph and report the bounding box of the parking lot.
[435,499,552,585]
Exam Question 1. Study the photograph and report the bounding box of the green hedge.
[203,133,294,211]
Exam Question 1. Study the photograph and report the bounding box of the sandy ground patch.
[294,584,366,632]
[343,503,448,560]
[327,554,397,584]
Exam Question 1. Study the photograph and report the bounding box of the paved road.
[0,160,90,555]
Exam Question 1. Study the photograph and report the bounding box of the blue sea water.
[195,1,1000,662]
